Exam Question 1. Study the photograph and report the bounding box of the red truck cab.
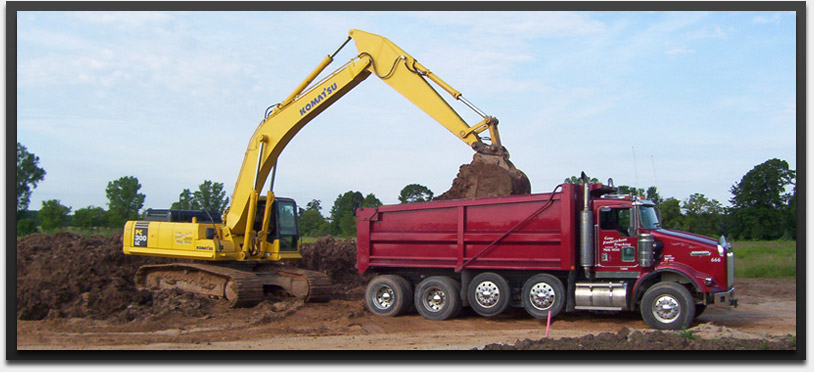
[356,181,736,330]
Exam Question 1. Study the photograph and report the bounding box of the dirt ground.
[15,234,797,350]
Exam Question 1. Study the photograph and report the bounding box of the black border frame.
[6,1,806,362]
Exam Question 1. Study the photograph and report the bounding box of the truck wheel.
[393,275,415,313]
[414,276,461,321]
[521,274,565,319]
[467,272,511,317]
[365,275,412,317]
[640,282,696,330]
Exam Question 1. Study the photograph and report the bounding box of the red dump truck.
[355,180,736,330]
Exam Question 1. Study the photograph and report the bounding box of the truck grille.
[726,251,735,289]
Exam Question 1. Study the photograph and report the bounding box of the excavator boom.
[122,29,530,308]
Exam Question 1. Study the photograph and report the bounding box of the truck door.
[596,206,638,269]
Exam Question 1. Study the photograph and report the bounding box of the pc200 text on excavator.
[122,29,531,307]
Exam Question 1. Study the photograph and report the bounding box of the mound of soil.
[479,327,796,350]
[16,232,171,321]
[16,232,370,322]
[295,236,374,299]
[436,153,531,200]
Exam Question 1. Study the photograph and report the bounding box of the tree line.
[16,143,231,235]
[18,141,796,241]
[562,158,796,241]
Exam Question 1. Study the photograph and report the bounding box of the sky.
[15,10,797,216]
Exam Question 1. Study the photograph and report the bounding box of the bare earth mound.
[479,327,796,350]
[16,232,171,321]
[16,233,369,321]
[436,153,531,200]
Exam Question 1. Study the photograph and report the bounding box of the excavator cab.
[252,197,300,251]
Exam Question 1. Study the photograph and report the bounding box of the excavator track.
[135,263,331,307]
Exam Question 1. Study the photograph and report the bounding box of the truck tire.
[414,276,461,321]
[393,275,415,314]
[640,282,696,330]
[467,272,511,317]
[365,275,412,317]
[521,274,565,319]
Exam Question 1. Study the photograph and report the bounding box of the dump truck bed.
[356,183,578,273]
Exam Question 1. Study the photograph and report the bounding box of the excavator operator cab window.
[275,200,300,252]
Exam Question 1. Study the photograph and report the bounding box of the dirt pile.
[436,153,531,200]
[479,327,796,350]
[16,232,171,321]
[16,233,370,322]
[295,236,374,299]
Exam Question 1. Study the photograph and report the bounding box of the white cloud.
[408,11,606,39]
[753,13,782,24]
[68,11,173,27]
[689,25,728,40]
[665,46,695,55]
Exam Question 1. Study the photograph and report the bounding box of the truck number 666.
[711,257,722,263]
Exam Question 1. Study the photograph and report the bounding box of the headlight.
[717,244,725,256]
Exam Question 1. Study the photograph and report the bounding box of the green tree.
[106,176,146,228]
[563,175,599,184]
[17,217,37,236]
[299,209,330,237]
[658,197,683,230]
[362,193,383,208]
[729,158,795,240]
[170,189,197,210]
[398,184,434,203]
[681,193,724,237]
[170,181,230,213]
[194,180,229,213]
[646,186,663,205]
[17,143,46,214]
[617,185,645,196]
[73,206,107,228]
[329,191,364,236]
[40,199,71,231]
[306,199,322,212]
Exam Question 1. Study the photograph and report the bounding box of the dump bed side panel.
[356,184,576,273]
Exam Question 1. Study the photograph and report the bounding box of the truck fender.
[630,264,706,310]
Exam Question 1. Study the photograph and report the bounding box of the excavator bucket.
[435,151,531,200]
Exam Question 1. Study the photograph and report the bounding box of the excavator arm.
[122,29,531,307]
[226,29,520,236]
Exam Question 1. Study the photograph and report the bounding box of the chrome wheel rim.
[422,286,447,312]
[529,282,555,311]
[652,294,681,323]
[373,286,395,310]
[475,280,501,308]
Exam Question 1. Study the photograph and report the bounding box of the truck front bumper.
[708,287,738,308]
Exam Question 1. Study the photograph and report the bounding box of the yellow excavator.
[122,29,530,307]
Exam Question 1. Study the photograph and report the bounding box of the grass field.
[732,240,796,278]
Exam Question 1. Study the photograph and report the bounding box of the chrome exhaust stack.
[579,172,594,279]
[638,233,654,268]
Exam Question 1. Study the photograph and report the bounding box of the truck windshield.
[639,206,660,229]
